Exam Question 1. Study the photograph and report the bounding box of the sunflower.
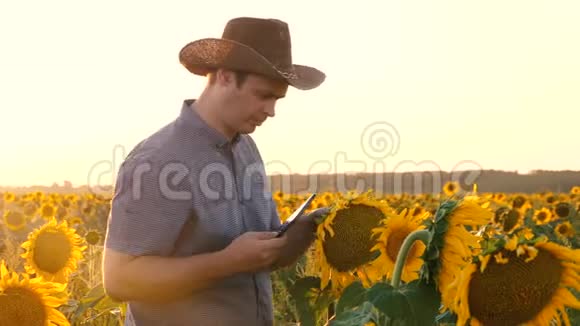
[85,229,102,245]
[322,192,334,204]
[2,210,27,232]
[56,205,68,220]
[420,199,493,311]
[33,191,45,202]
[492,192,506,203]
[60,199,71,209]
[278,206,292,223]
[546,194,557,204]
[452,237,580,326]
[64,194,79,205]
[314,191,390,291]
[3,192,15,203]
[21,218,86,283]
[554,202,575,219]
[571,186,580,195]
[23,201,39,217]
[443,181,460,197]
[555,221,575,239]
[81,203,96,217]
[492,207,521,233]
[511,194,527,209]
[273,190,284,202]
[0,260,70,326]
[39,202,57,220]
[533,207,553,225]
[370,208,429,283]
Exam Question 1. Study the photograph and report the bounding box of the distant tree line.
[2,170,579,195]
[267,170,580,194]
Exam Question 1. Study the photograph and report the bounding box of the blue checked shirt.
[105,99,282,326]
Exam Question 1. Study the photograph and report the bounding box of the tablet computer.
[275,193,317,237]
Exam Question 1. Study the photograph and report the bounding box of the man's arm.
[102,248,237,303]
[103,230,288,303]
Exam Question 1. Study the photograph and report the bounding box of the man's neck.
[192,93,237,141]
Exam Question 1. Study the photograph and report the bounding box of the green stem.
[390,229,430,289]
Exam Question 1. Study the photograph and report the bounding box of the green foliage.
[330,279,441,326]
[273,254,335,326]
[335,281,367,317]
[367,283,411,321]
[288,276,334,326]
[419,200,457,285]
[331,302,377,326]
[60,283,125,325]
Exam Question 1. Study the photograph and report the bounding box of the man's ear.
[215,69,235,87]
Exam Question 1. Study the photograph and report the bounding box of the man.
[102,17,327,325]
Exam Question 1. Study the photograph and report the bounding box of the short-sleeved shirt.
[104,99,282,326]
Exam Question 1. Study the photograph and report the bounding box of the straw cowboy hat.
[179,17,326,90]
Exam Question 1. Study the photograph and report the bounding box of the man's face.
[220,72,288,135]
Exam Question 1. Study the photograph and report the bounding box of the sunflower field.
[1,184,580,325]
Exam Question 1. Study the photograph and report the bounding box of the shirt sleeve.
[104,154,193,256]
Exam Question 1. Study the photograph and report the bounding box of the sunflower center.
[557,223,570,235]
[33,229,72,274]
[536,211,548,222]
[41,205,55,218]
[85,231,101,245]
[555,203,570,218]
[512,196,526,209]
[468,249,563,326]
[503,210,520,232]
[0,287,47,325]
[386,228,415,263]
[322,204,384,272]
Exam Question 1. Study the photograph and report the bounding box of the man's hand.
[221,231,288,273]
[303,207,332,228]
[273,206,331,268]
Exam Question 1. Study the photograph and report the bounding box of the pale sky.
[1,0,579,187]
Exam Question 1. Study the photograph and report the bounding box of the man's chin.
[242,123,259,134]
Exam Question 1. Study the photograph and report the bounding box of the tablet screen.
[276,193,317,237]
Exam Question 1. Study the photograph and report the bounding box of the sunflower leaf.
[331,301,376,326]
[523,213,536,228]
[335,280,367,316]
[288,276,329,326]
[70,283,107,320]
[399,280,441,326]
[367,283,412,322]
[480,237,505,256]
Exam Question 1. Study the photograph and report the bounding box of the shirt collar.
[179,99,241,149]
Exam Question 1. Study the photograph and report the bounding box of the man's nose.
[264,103,276,117]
